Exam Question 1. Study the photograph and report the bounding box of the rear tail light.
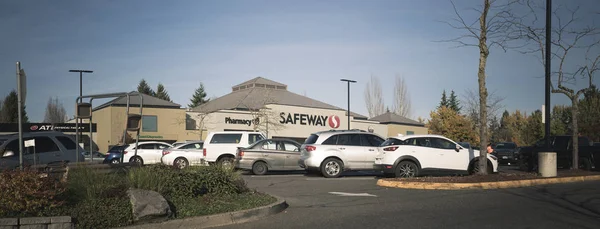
[123,151,129,154]
[238,151,244,157]
[203,148,206,157]
[162,151,170,156]
[305,146,316,152]
[383,146,398,151]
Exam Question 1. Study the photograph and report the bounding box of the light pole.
[69,69,93,153]
[340,79,357,130]
[544,0,551,150]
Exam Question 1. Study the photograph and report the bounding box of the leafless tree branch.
[44,97,67,124]
[364,75,385,118]
[392,74,412,118]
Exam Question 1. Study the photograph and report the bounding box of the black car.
[492,142,519,165]
[518,135,600,171]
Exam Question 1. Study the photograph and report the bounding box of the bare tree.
[462,88,506,141]
[438,0,521,174]
[516,1,600,169]
[392,74,412,118]
[43,97,67,124]
[240,89,286,137]
[182,112,216,140]
[364,75,385,118]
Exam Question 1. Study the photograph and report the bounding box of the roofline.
[379,121,426,127]
[93,104,181,112]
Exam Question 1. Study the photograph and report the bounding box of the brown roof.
[93,91,181,111]
[369,111,424,127]
[193,77,367,119]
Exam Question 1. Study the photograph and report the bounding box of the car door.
[154,143,171,163]
[1,138,34,168]
[54,135,82,162]
[31,136,64,165]
[407,137,438,169]
[428,137,468,171]
[135,143,155,163]
[178,143,204,165]
[336,134,365,169]
[260,140,285,169]
[282,141,302,169]
[360,134,385,168]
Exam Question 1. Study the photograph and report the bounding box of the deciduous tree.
[392,74,412,118]
[427,106,478,144]
[364,75,385,118]
[43,97,67,124]
[578,85,600,141]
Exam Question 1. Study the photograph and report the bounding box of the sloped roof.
[93,91,181,111]
[369,111,424,127]
[193,77,367,119]
[232,77,287,90]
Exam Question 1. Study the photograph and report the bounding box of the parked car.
[373,135,499,178]
[202,131,266,169]
[518,135,600,171]
[122,141,173,166]
[491,142,519,165]
[102,145,127,164]
[298,129,386,178]
[0,131,85,170]
[82,151,106,162]
[161,141,205,169]
[235,138,303,175]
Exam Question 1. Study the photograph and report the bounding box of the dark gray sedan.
[234,138,303,175]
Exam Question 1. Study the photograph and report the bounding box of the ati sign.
[279,112,340,129]
[0,123,97,133]
[225,117,259,126]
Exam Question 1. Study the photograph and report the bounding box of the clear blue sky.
[1,0,599,122]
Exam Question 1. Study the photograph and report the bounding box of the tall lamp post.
[544,0,552,150]
[340,79,357,130]
[69,69,93,151]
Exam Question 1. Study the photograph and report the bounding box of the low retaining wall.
[0,216,73,229]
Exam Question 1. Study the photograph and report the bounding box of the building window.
[406,131,415,135]
[185,114,198,130]
[142,115,158,132]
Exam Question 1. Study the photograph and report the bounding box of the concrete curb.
[376,175,600,190]
[117,194,288,229]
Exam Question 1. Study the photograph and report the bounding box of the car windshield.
[494,143,517,149]
[248,139,266,149]
[458,142,470,148]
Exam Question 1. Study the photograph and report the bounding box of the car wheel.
[252,161,268,175]
[110,158,120,164]
[129,156,144,166]
[579,158,592,171]
[321,158,343,178]
[174,157,189,169]
[218,156,235,170]
[395,161,419,178]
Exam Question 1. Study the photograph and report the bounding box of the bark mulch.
[387,169,600,183]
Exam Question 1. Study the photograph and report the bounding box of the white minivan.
[202,131,265,168]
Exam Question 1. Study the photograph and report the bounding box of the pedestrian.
[486,143,494,154]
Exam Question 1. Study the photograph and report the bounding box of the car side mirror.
[455,145,461,152]
[3,150,15,157]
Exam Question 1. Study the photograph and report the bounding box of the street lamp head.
[340,79,357,83]
[69,70,93,73]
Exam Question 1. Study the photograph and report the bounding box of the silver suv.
[298,129,385,178]
[0,131,85,170]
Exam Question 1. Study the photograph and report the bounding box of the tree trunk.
[571,98,579,169]
[477,0,491,175]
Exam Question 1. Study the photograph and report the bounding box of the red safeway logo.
[328,115,340,129]
[30,125,38,131]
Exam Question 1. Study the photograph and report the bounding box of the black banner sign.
[0,123,97,133]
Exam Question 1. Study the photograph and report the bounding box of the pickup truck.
[518,135,600,171]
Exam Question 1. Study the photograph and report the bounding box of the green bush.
[0,169,66,217]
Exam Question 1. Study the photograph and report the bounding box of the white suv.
[202,131,265,168]
[123,141,173,165]
[373,134,498,178]
[298,129,386,178]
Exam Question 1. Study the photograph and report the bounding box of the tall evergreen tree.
[155,83,172,102]
[137,79,155,96]
[448,90,461,113]
[0,90,29,123]
[188,83,210,108]
[438,90,449,108]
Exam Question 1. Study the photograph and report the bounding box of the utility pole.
[340,79,357,130]
[69,69,93,152]
[544,0,552,150]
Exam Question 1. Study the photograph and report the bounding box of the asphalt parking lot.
[215,166,600,229]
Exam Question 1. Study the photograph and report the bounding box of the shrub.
[65,166,128,202]
[0,169,66,217]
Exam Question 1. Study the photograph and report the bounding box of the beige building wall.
[348,119,388,137]
[387,124,428,137]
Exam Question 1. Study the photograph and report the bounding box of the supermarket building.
[85,77,428,153]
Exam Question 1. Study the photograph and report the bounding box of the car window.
[336,134,361,146]
[304,134,319,144]
[157,144,170,149]
[429,138,455,150]
[262,141,277,150]
[321,135,338,145]
[33,137,61,153]
[3,139,24,155]
[56,136,78,150]
[414,138,431,147]
[494,143,516,149]
[283,142,299,152]
[138,144,155,150]
[248,134,264,145]
[210,134,242,144]
[362,134,385,147]
[381,138,406,146]
[180,143,202,149]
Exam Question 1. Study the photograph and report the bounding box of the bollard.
[538,152,557,177]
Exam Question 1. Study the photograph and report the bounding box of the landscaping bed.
[0,164,276,229]
[386,169,600,183]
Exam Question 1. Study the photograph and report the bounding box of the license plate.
[502,156,508,159]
